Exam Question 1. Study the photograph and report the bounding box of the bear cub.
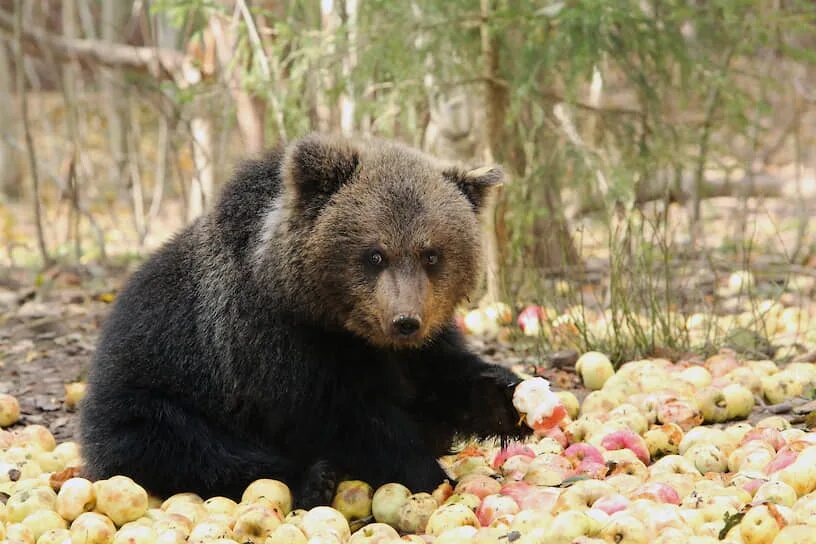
[80,134,530,507]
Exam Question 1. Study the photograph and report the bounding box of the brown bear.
[79,134,530,507]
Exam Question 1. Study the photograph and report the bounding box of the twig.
[13,0,51,267]
[0,6,194,82]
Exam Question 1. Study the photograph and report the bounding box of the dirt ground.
[0,265,126,441]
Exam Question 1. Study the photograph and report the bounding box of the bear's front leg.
[415,327,532,442]
[332,402,450,493]
[295,459,340,509]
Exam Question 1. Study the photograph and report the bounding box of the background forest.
[1,0,815,363]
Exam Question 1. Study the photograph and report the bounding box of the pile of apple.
[3,350,816,543]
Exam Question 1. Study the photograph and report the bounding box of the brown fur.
[256,134,501,349]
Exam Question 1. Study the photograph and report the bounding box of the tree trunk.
[316,0,340,132]
[0,43,20,199]
[13,0,50,265]
[62,0,82,258]
[479,0,506,304]
[208,13,266,154]
[187,111,215,221]
[338,0,358,135]
[100,1,141,239]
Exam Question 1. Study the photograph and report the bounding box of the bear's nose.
[392,315,421,337]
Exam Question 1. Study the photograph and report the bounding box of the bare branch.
[0,7,196,82]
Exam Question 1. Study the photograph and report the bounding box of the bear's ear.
[443,165,504,211]
[282,134,360,208]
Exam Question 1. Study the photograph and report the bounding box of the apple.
[266,523,307,544]
[443,492,481,511]
[15,425,56,452]
[36,528,71,544]
[512,378,568,431]
[657,398,703,431]
[155,528,188,544]
[678,366,713,389]
[152,514,193,538]
[56,478,96,522]
[545,511,595,543]
[517,306,545,336]
[739,503,792,544]
[6,486,57,523]
[741,427,786,453]
[580,391,622,416]
[163,499,206,525]
[187,520,233,542]
[684,443,728,474]
[499,481,559,513]
[69,512,117,544]
[723,367,761,394]
[53,441,82,468]
[396,493,437,534]
[510,509,553,534]
[592,494,629,515]
[0,394,21,427]
[598,513,649,544]
[21,509,66,540]
[644,423,684,459]
[232,503,284,543]
[203,497,237,517]
[474,494,518,527]
[63,383,87,411]
[6,522,35,544]
[434,526,479,543]
[555,392,580,420]
[698,387,730,423]
[112,524,156,544]
[601,430,650,464]
[772,524,814,543]
[242,479,292,515]
[331,480,373,522]
[762,372,804,405]
[464,309,495,336]
[454,475,501,500]
[523,454,571,486]
[492,444,535,470]
[555,480,615,512]
[722,384,755,420]
[575,352,614,391]
[483,302,512,326]
[425,503,480,536]
[630,482,680,505]
[753,480,797,507]
[93,476,148,527]
[346,522,399,543]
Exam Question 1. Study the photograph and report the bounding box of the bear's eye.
[367,250,386,267]
[423,250,440,267]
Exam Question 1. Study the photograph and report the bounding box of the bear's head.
[264,134,502,349]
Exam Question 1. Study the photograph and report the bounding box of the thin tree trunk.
[0,43,20,199]
[62,0,82,259]
[100,1,141,242]
[13,0,50,266]
[479,0,506,304]
[188,112,215,221]
[316,0,339,132]
[339,0,358,135]
[209,10,266,154]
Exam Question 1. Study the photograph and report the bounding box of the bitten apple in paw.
[512,377,568,432]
